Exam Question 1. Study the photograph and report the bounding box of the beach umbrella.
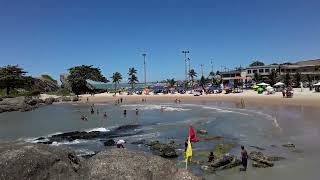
[313,82,320,86]
[257,82,270,86]
[266,86,273,90]
[274,82,285,86]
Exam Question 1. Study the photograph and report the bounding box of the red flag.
[189,125,199,142]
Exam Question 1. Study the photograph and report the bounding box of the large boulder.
[45,97,55,105]
[61,96,71,102]
[84,148,200,180]
[249,151,275,168]
[0,97,32,113]
[147,140,178,158]
[0,141,84,180]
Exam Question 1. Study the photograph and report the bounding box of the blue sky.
[0,0,320,82]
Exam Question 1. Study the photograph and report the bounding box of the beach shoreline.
[77,89,320,108]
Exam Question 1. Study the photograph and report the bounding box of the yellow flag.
[185,137,192,162]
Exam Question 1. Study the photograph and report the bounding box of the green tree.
[284,72,291,87]
[128,67,138,89]
[253,72,261,83]
[167,78,176,88]
[0,65,32,95]
[294,72,301,87]
[306,74,313,90]
[269,69,278,86]
[111,72,122,92]
[200,75,206,90]
[188,69,197,90]
[68,65,108,95]
[249,61,265,67]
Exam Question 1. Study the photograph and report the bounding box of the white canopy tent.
[274,82,285,86]
[257,82,270,86]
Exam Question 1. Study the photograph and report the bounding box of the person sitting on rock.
[116,139,125,148]
[208,152,215,162]
[240,145,248,171]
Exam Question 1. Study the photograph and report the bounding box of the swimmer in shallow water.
[103,112,107,118]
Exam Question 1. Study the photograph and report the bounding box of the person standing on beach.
[240,145,248,171]
[120,98,123,103]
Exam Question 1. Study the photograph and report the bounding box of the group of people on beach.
[185,140,249,171]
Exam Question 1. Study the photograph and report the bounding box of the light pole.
[200,64,204,77]
[142,53,147,87]
[182,50,190,82]
[187,58,191,82]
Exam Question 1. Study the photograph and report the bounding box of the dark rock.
[50,131,102,142]
[250,145,266,151]
[197,129,208,135]
[0,141,85,180]
[282,143,295,148]
[26,99,39,106]
[114,124,140,131]
[249,151,274,167]
[104,139,115,146]
[0,96,48,113]
[0,97,3,101]
[131,139,146,145]
[45,97,55,105]
[252,161,270,168]
[84,148,200,180]
[147,141,178,158]
[201,155,241,172]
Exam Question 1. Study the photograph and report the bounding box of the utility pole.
[200,64,204,77]
[211,59,214,84]
[142,53,147,87]
[187,58,191,82]
[182,50,190,82]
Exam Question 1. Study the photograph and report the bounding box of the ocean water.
[0,101,319,179]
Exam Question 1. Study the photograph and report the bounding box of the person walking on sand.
[120,98,123,103]
[240,145,248,171]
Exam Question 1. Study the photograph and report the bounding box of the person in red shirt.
[240,145,248,171]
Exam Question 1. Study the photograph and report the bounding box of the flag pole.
[185,135,190,169]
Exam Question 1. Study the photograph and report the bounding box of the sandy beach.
[77,88,320,108]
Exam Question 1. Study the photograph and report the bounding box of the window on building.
[265,69,270,73]
[259,69,264,73]
[247,70,252,74]
[253,70,257,73]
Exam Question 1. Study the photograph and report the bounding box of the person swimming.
[160,106,165,112]
[135,109,139,115]
[103,112,107,118]
[123,109,127,116]
[81,115,88,121]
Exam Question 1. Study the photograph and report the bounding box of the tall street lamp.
[182,50,190,82]
[142,53,147,87]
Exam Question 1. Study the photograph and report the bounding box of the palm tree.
[209,71,215,84]
[167,78,176,88]
[294,72,301,88]
[307,74,313,91]
[200,75,206,90]
[111,72,122,93]
[188,69,197,91]
[128,67,138,89]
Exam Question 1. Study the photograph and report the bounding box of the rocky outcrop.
[33,77,59,93]
[249,151,285,168]
[0,142,201,180]
[0,141,84,180]
[103,139,115,146]
[61,96,71,102]
[282,143,295,148]
[0,97,37,113]
[45,97,55,105]
[85,148,200,180]
[201,155,241,172]
[146,140,178,158]
[0,96,55,113]
[60,73,72,91]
